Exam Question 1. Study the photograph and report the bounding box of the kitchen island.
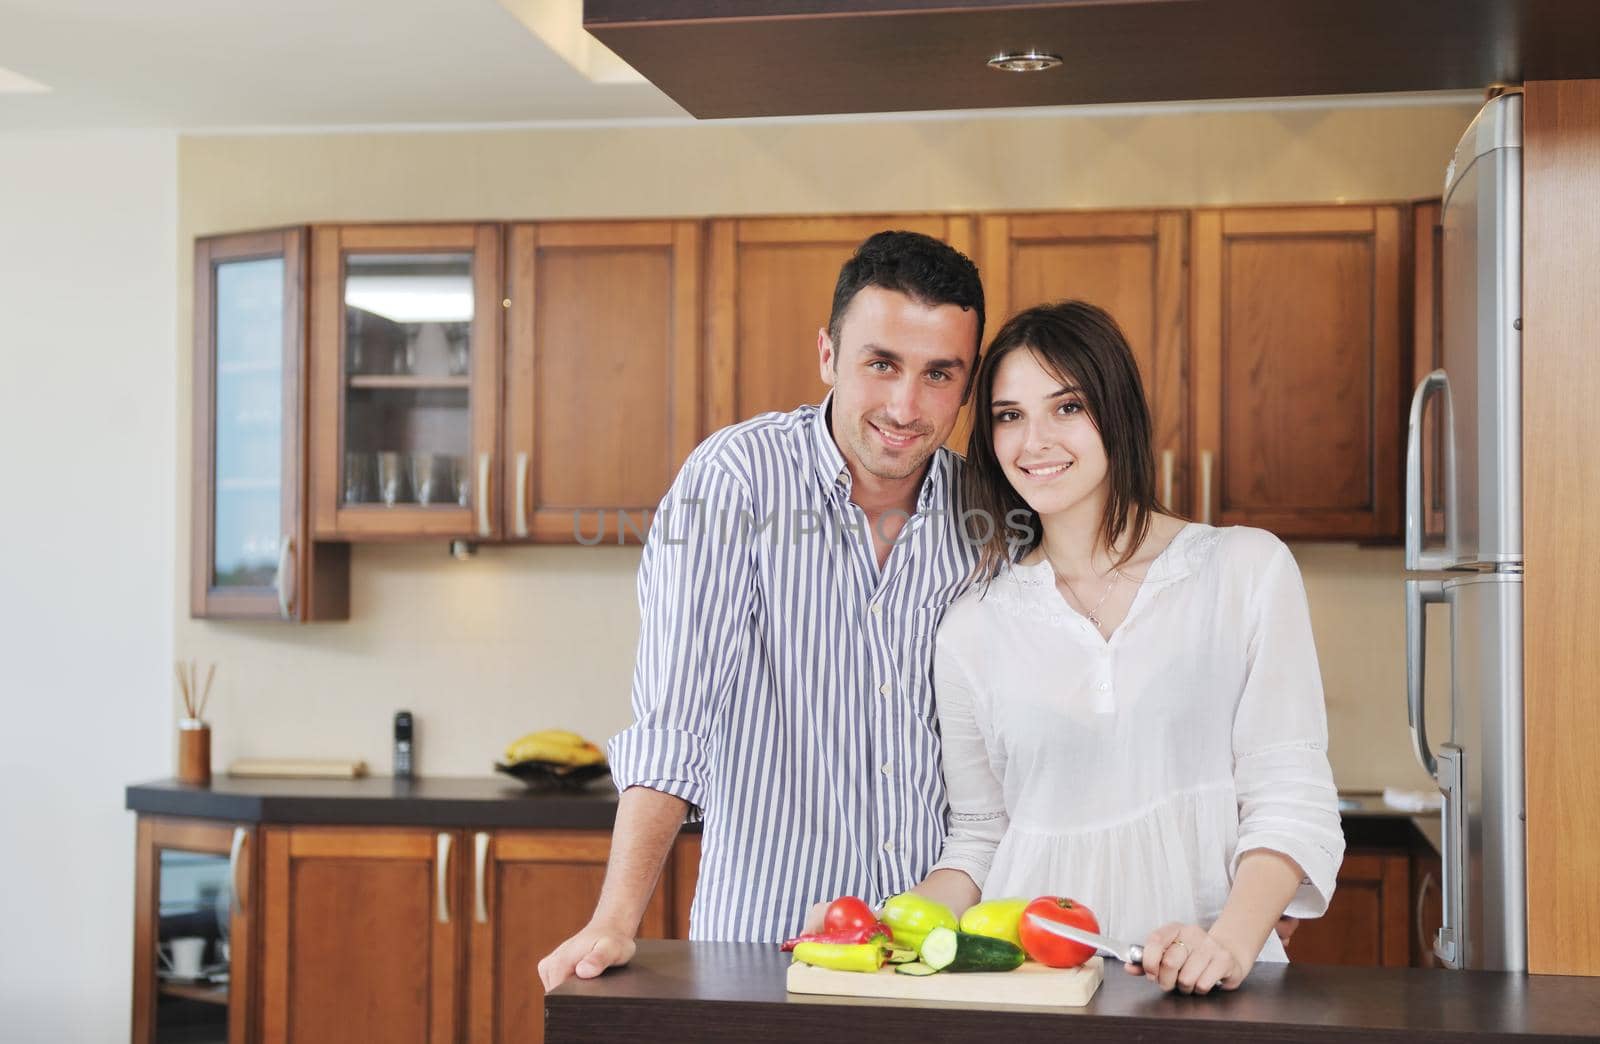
[546,940,1600,1043]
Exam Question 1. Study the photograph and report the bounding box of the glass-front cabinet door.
[193,232,309,620]
[310,225,503,541]
[132,819,255,1044]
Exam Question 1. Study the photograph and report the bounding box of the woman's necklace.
[1054,564,1119,633]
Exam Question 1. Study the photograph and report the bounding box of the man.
[538,231,985,990]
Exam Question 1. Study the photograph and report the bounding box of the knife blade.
[1025,914,1145,966]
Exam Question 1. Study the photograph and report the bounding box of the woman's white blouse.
[930,523,1344,963]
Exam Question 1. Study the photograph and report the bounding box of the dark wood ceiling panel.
[585,0,1600,118]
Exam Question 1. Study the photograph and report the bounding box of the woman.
[913,301,1344,994]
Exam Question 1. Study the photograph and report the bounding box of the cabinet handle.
[1199,450,1214,525]
[477,452,492,539]
[1161,449,1174,509]
[514,452,529,539]
[276,533,296,619]
[474,831,490,924]
[229,827,248,915]
[436,832,453,925]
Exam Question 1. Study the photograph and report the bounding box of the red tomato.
[1018,897,1100,968]
[823,896,881,935]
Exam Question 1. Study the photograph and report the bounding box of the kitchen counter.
[124,774,642,830]
[546,940,1600,1043]
[124,778,1429,847]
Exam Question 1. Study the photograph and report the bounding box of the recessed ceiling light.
[987,51,1063,73]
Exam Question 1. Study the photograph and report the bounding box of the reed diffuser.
[176,660,215,786]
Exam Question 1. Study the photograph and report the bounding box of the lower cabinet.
[465,830,671,1044]
[214,822,695,1044]
[259,827,461,1044]
[1287,849,1412,967]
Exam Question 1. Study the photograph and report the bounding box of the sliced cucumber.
[883,944,920,964]
[919,926,958,971]
[894,961,939,976]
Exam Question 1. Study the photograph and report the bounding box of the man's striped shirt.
[607,396,977,943]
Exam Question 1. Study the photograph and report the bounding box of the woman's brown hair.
[962,300,1163,581]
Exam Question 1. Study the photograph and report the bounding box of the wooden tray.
[786,956,1103,1008]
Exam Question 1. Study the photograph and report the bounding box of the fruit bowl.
[495,759,611,791]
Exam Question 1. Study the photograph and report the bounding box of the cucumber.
[894,961,939,976]
[883,944,920,964]
[920,926,1026,973]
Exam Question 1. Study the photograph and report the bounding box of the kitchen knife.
[1025,914,1146,966]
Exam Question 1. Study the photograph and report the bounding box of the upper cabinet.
[704,215,976,432]
[503,222,702,544]
[977,211,1188,508]
[191,229,348,621]
[1190,205,1406,540]
[309,224,504,542]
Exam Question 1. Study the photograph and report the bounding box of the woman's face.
[988,347,1110,521]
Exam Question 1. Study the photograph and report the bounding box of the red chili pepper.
[779,924,892,952]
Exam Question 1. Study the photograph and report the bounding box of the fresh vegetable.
[882,943,919,964]
[880,892,958,952]
[823,896,883,936]
[958,897,1030,948]
[1018,896,1100,969]
[779,925,889,952]
[791,941,886,973]
[894,961,939,976]
[919,926,1026,973]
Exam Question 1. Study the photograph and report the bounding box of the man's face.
[818,285,979,483]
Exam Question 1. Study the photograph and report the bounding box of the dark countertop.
[545,940,1600,1044]
[126,777,1431,852]
[124,775,636,830]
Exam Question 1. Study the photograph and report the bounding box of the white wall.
[0,131,177,1043]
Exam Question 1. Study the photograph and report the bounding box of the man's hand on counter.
[539,920,637,991]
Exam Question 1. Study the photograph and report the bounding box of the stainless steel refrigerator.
[1405,90,1525,972]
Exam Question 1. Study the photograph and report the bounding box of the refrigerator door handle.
[1435,743,1467,969]
[1406,577,1448,779]
[1406,369,1452,571]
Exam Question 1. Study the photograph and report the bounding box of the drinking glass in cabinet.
[377,451,409,506]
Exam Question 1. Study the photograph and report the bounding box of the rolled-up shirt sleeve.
[929,637,1009,892]
[1230,540,1346,918]
[607,457,756,818]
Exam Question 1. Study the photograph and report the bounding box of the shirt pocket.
[900,603,948,723]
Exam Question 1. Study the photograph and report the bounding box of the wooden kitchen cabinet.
[133,817,258,1044]
[465,830,673,1044]
[259,826,461,1044]
[503,222,702,544]
[309,224,504,542]
[192,229,348,621]
[1288,850,1412,967]
[704,215,977,432]
[1191,205,1406,539]
[976,211,1188,504]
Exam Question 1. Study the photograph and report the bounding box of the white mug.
[159,936,207,979]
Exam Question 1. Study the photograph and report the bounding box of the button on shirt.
[607,396,976,943]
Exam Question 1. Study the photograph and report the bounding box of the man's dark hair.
[826,230,985,356]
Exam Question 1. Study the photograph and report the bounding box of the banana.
[504,730,605,767]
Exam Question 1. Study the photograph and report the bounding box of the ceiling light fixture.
[987,51,1063,73]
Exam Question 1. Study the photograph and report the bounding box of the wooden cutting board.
[786,956,1103,1007]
